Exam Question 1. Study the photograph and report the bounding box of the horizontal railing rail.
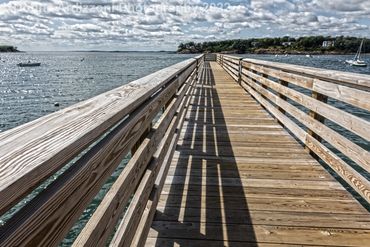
[217,53,370,205]
[0,54,204,246]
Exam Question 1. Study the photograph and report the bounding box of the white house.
[282,42,293,47]
[322,41,335,47]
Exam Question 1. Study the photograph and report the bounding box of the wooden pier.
[0,54,369,246]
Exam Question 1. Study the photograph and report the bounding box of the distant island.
[178,36,369,55]
[0,45,19,52]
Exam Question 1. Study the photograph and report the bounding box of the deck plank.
[145,62,370,246]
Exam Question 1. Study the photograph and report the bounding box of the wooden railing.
[217,54,370,205]
[0,55,204,246]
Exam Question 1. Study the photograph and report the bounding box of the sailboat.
[346,39,367,67]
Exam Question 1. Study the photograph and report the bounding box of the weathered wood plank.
[0,75,180,246]
[155,207,370,229]
[241,74,370,173]
[148,221,370,246]
[146,61,370,247]
[109,63,200,247]
[241,74,370,204]
[242,57,370,90]
[161,184,353,201]
[0,58,198,215]
[72,69,197,247]
[110,106,179,247]
[164,176,345,191]
[242,68,370,141]
[242,61,370,111]
[166,167,333,181]
[145,237,322,247]
[129,67,200,247]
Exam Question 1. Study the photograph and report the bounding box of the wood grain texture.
[109,67,199,247]
[2,55,369,247]
[130,65,201,247]
[242,68,370,142]
[111,112,178,247]
[72,69,197,247]
[242,61,370,111]
[144,61,370,247]
[241,74,370,174]
[0,76,179,247]
[0,56,205,247]
[0,58,198,215]
[242,57,370,90]
[241,75,370,204]
[148,221,370,246]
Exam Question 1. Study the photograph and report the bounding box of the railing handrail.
[216,53,370,206]
[244,58,370,91]
[219,54,241,60]
[219,54,370,90]
[0,55,204,246]
[218,53,370,111]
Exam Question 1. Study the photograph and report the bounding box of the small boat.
[306,54,313,58]
[346,39,367,67]
[17,62,41,67]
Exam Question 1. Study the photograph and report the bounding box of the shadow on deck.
[145,61,370,247]
[149,62,257,246]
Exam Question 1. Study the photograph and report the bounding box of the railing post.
[258,73,269,110]
[238,58,243,85]
[131,58,196,156]
[305,91,328,157]
[277,79,289,127]
[195,58,199,81]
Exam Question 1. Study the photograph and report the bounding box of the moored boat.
[346,39,367,67]
[345,59,367,67]
[17,62,41,67]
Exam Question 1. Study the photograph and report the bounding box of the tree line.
[177,36,370,54]
[0,45,19,52]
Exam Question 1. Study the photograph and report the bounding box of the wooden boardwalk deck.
[145,62,370,246]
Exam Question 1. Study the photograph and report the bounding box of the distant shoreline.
[0,46,20,53]
[178,50,360,55]
[1,50,177,53]
[177,36,369,55]
[0,49,366,56]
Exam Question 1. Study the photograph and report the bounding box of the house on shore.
[322,40,335,48]
[282,41,294,47]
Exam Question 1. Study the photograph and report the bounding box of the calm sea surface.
[0,51,194,132]
[1,52,369,132]
[0,52,369,245]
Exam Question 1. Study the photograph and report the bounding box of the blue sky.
[0,0,369,51]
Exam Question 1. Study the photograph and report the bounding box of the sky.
[0,0,370,51]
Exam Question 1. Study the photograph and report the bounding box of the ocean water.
[0,51,194,132]
[0,52,369,244]
[1,53,369,132]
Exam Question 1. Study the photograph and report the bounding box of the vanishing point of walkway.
[145,62,370,246]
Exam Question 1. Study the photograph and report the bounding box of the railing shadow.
[152,61,257,246]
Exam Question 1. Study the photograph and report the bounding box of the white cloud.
[0,0,369,50]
